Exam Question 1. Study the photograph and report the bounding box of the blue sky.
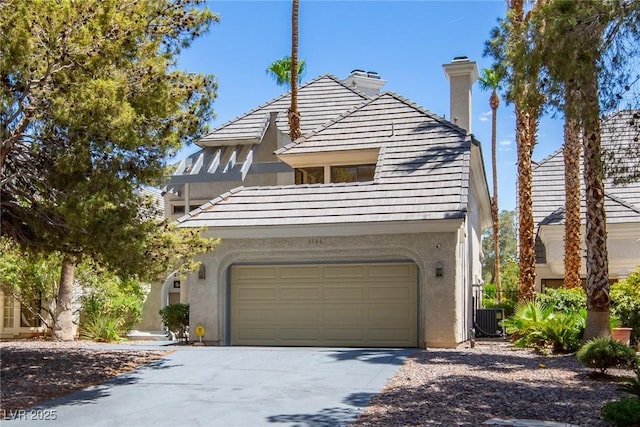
[177,0,566,212]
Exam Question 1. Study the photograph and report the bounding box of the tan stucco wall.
[184,231,469,348]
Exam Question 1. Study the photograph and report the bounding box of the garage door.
[230,262,418,347]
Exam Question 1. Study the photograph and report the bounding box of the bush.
[482,281,519,317]
[576,337,639,374]
[80,315,123,342]
[503,300,585,353]
[538,287,586,313]
[159,303,189,342]
[619,367,640,399]
[537,310,586,353]
[601,397,640,427]
[80,274,145,342]
[611,269,640,346]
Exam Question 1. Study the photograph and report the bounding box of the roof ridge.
[275,92,383,154]
[277,91,471,155]
[323,73,373,100]
[605,191,640,215]
[382,91,471,137]
[199,75,354,140]
[534,147,563,170]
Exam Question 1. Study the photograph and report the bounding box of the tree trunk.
[517,108,537,301]
[288,0,301,141]
[563,84,582,289]
[490,91,501,301]
[53,257,76,341]
[582,70,610,341]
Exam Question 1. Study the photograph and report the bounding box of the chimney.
[442,56,478,133]
[343,69,387,97]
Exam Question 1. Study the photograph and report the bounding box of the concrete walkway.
[4,345,414,427]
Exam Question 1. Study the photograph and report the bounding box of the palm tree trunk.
[53,256,76,341]
[582,69,610,340]
[517,108,537,301]
[490,92,501,301]
[288,0,301,141]
[563,84,582,289]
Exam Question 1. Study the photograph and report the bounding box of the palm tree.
[562,83,582,290]
[479,68,502,302]
[507,0,542,301]
[265,56,306,88]
[531,0,615,338]
[288,0,302,141]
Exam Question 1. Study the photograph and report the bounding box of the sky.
[176,0,567,212]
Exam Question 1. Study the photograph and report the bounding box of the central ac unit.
[474,308,505,337]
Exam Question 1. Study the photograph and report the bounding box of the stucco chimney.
[442,56,478,133]
[343,69,387,97]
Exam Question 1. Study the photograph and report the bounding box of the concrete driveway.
[5,345,414,427]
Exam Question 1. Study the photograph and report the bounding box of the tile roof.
[196,75,369,146]
[178,93,474,229]
[533,110,640,230]
[277,92,466,155]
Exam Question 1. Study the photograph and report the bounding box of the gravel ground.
[0,339,634,426]
[353,340,632,427]
[0,339,170,415]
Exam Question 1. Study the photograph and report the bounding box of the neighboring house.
[533,110,640,290]
[147,57,491,348]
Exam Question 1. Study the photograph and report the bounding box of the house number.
[308,239,324,245]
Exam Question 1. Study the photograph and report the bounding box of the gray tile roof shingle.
[178,93,475,229]
[197,75,369,146]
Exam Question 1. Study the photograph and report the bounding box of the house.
[140,57,491,348]
[532,110,640,290]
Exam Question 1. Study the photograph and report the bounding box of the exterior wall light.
[198,264,206,280]
[435,261,444,278]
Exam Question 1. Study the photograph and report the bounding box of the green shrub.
[576,337,639,374]
[538,287,586,313]
[80,273,145,342]
[159,303,189,342]
[80,315,124,342]
[611,269,640,346]
[538,310,586,353]
[503,300,586,353]
[619,367,640,399]
[482,276,519,317]
[503,301,549,343]
[601,397,640,427]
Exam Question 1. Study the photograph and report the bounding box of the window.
[295,167,324,184]
[3,295,14,328]
[331,164,375,183]
[172,205,199,215]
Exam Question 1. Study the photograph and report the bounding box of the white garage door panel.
[231,262,418,347]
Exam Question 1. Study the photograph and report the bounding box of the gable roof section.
[539,192,640,226]
[277,92,466,155]
[178,93,474,230]
[197,75,369,146]
[532,110,640,231]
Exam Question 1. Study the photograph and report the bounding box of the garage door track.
[5,345,414,427]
